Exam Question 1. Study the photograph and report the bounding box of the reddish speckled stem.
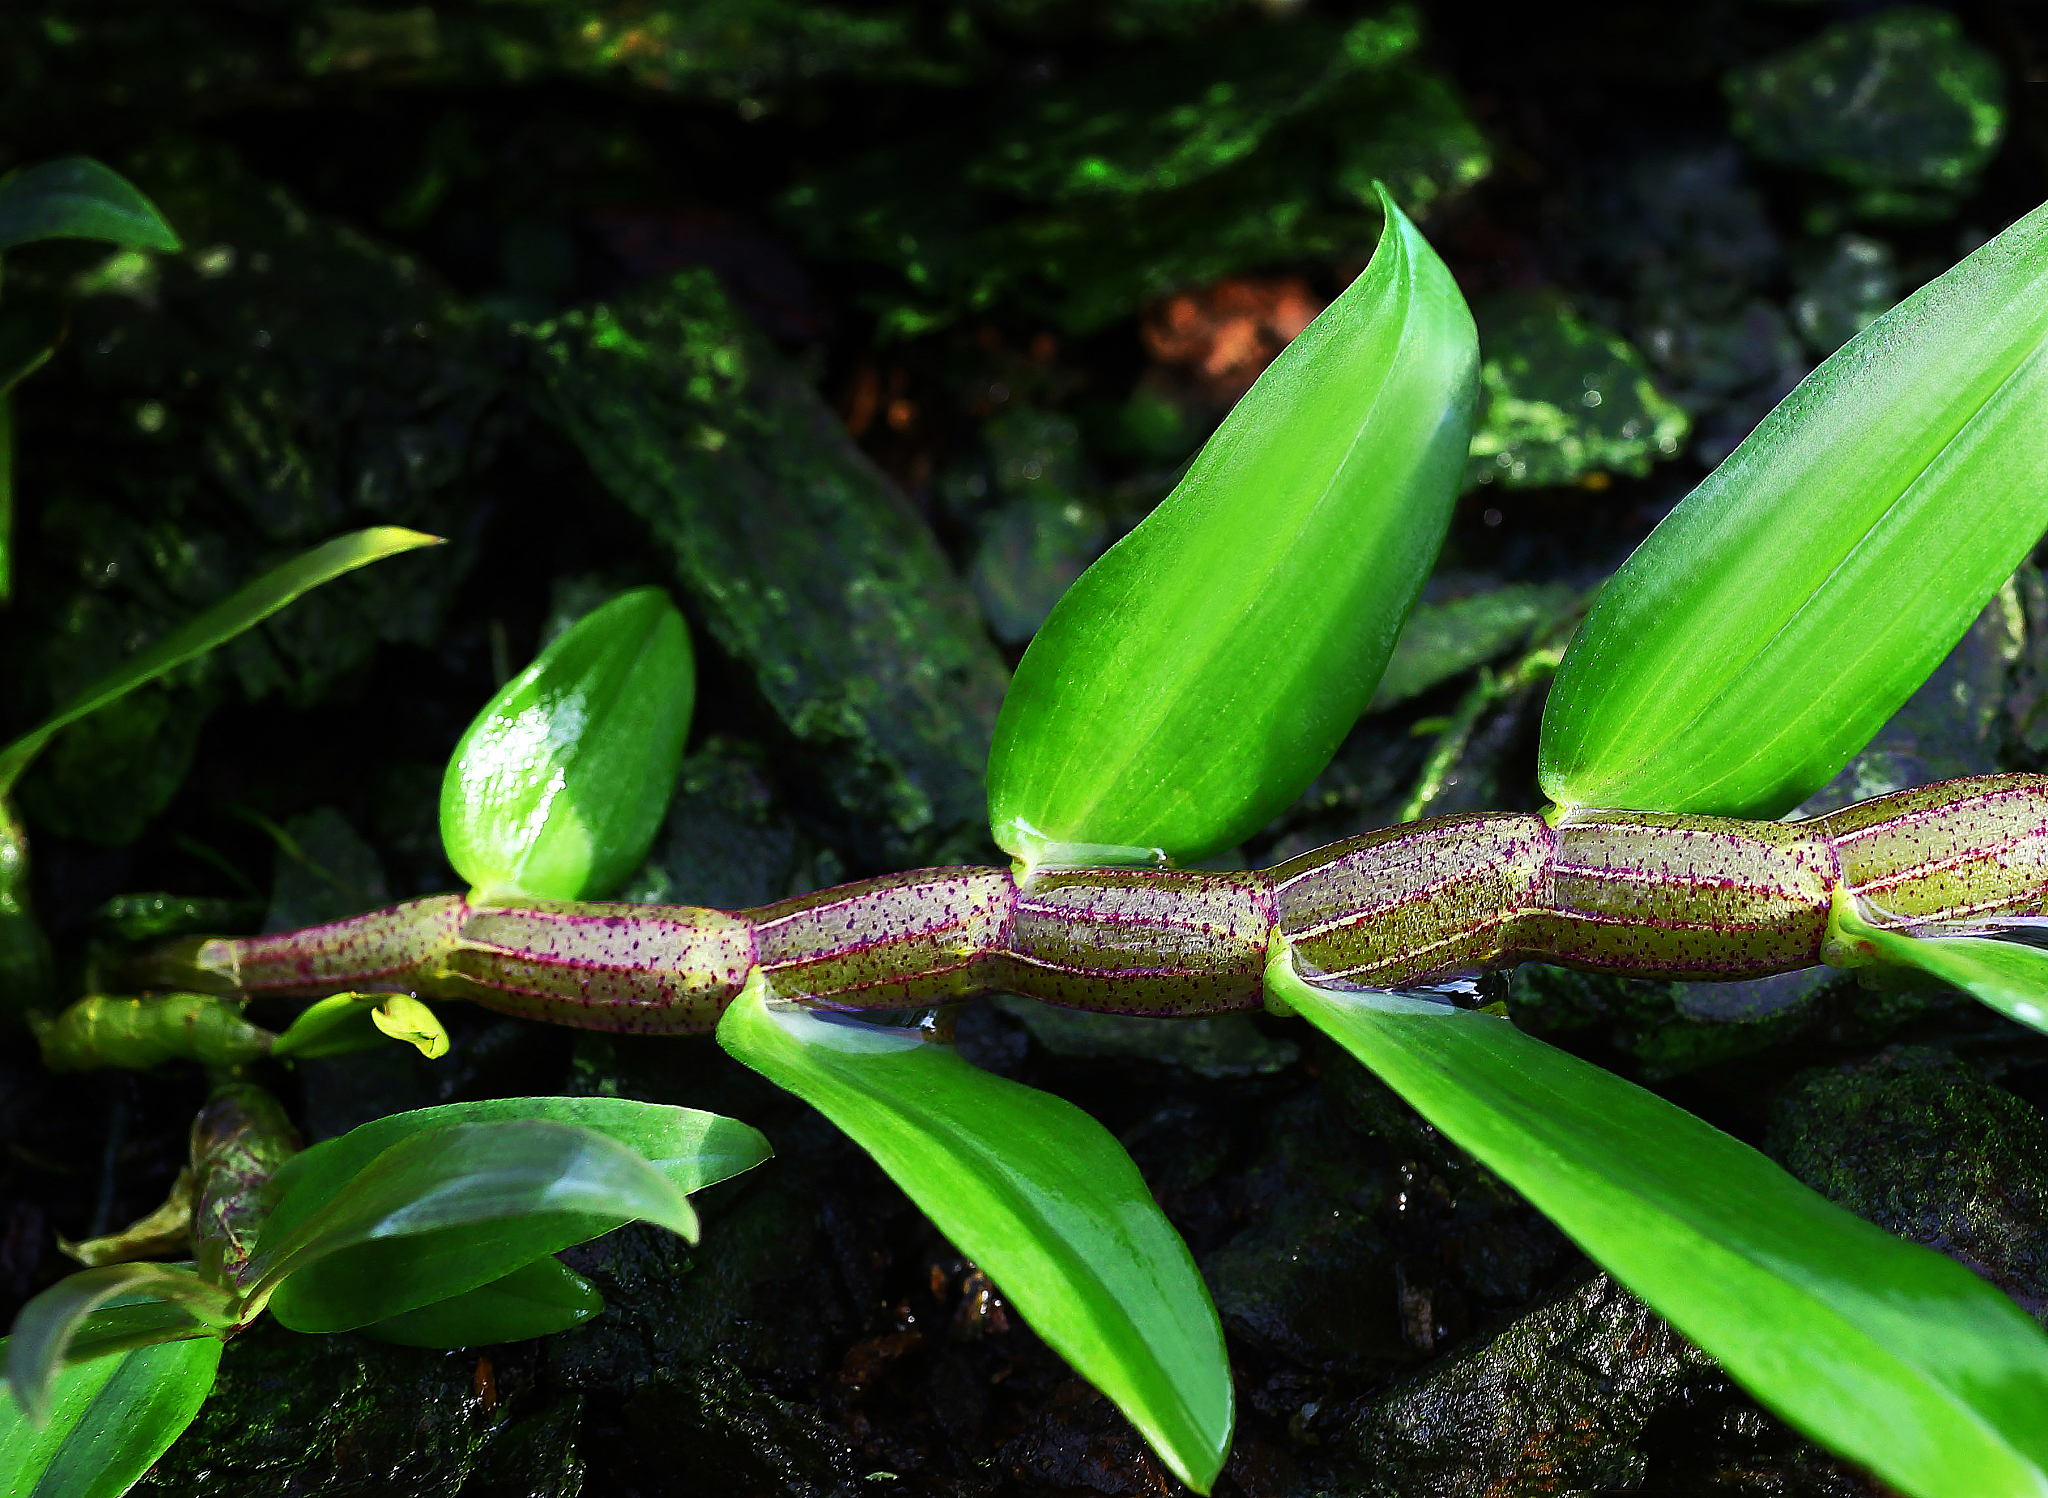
[154,774,2048,1034]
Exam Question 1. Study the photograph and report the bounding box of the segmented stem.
[155,774,2048,1034]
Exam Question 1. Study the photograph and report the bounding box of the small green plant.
[12,190,2048,1497]
[0,157,183,605]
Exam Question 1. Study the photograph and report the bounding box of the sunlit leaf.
[359,1256,605,1348]
[4,1267,231,1423]
[1267,944,2048,1498]
[987,188,1478,867]
[0,157,181,253]
[441,586,695,901]
[0,528,443,796]
[1827,890,2048,1038]
[0,1337,220,1498]
[1541,198,2048,818]
[248,1119,699,1333]
[717,974,1233,1493]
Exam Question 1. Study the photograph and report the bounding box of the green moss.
[1463,293,1688,493]
[520,270,1009,863]
[1726,6,2006,220]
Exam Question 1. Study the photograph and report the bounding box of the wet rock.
[519,270,1009,866]
[1509,963,1969,1084]
[993,995,1299,1079]
[1462,293,1688,493]
[1726,6,2007,221]
[778,10,1486,333]
[1791,233,1901,357]
[968,404,1107,644]
[1768,1047,2048,1320]
[1318,1275,1717,1497]
[137,1323,536,1497]
[619,739,839,909]
[1200,1053,1573,1375]
[613,1359,863,1498]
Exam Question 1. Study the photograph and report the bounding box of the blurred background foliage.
[1,2,2046,1493]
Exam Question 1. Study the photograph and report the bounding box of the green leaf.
[986,189,1478,868]
[4,1267,231,1424]
[0,527,443,797]
[0,158,181,253]
[248,1119,700,1333]
[1827,890,2048,1038]
[441,586,695,901]
[717,974,1233,1493]
[261,1096,770,1249]
[1266,945,2048,1498]
[0,1338,220,1498]
[359,1256,605,1348]
[1541,199,2048,818]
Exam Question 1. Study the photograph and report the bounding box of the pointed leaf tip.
[718,977,1234,1491]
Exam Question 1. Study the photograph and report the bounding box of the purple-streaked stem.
[145,774,2048,1033]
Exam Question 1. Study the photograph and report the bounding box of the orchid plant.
[9,186,2048,1498]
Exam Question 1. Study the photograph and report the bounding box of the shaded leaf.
[0,157,180,253]
[717,975,1233,1493]
[0,528,443,797]
[249,1119,699,1333]
[261,1095,770,1247]
[359,1256,605,1348]
[1267,945,2048,1498]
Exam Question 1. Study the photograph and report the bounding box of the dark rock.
[1462,293,1687,493]
[1767,1046,2048,1321]
[1726,6,2008,221]
[613,1359,863,1498]
[137,1323,521,1497]
[1791,233,1900,357]
[519,270,1009,866]
[1319,1275,1717,1497]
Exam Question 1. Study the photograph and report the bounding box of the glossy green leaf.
[4,1267,231,1423]
[987,189,1478,868]
[0,1337,220,1498]
[252,1121,695,1333]
[1542,199,2048,818]
[0,527,443,796]
[359,1256,605,1348]
[1827,890,2048,1038]
[0,158,181,253]
[1266,945,2048,1498]
[441,586,695,901]
[717,975,1233,1493]
[249,1118,702,1333]
[261,1095,770,1246]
